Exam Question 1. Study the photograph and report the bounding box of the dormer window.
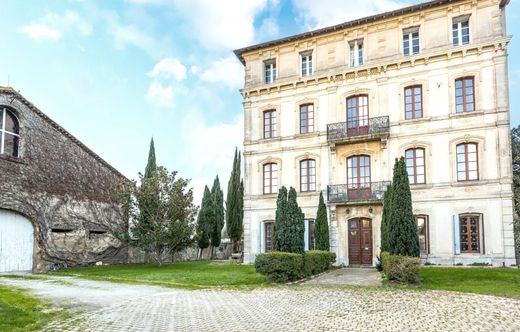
[300,51,313,77]
[0,107,20,158]
[403,26,420,56]
[264,59,276,84]
[453,16,470,46]
[349,39,364,67]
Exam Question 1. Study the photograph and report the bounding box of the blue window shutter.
[259,221,265,253]
[453,215,460,255]
[304,220,309,251]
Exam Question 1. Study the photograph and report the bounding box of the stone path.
[302,268,382,286]
[2,275,520,331]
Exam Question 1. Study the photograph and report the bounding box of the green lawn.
[50,260,267,290]
[0,285,67,332]
[418,267,520,299]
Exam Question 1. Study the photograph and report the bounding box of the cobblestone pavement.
[2,276,520,331]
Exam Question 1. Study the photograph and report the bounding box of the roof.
[0,87,129,181]
[234,0,509,65]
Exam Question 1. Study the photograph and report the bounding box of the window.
[307,219,316,250]
[453,16,470,46]
[456,143,479,181]
[414,215,429,255]
[404,85,423,120]
[300,104,314,134]
[264,221,275,252]
[0,107,20,157]
[405,148,425,184]
[459,214,480,253]
[300,159,316,192]
[263,163,278,194]
[403,27,420,56]
[347,155,371,189]
[346,95,369,134]
[264,60,276,84]
[349,39,364,67]
[455,77,475,113]
[263,110,276,139]
[301,51,313,77]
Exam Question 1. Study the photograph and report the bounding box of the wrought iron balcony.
[327,116,390,143]
[327,181,391,204]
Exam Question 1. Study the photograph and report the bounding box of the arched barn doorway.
[0,209,34,272]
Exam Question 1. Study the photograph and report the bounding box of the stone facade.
[0,87,128,272]
[236,0,515,266]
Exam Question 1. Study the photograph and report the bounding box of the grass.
[417,267,520,299]
[0,285,68,332]
[50,260,267,290]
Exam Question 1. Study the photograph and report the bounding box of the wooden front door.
[348,218,373,266]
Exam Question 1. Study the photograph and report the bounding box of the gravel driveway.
[2,275,520,331]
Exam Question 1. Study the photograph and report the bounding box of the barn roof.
[0,87,129,182]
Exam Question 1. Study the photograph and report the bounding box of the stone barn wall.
[0,88,128,272]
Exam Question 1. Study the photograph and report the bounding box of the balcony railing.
[327,116,390,143]
[327,181,391,203]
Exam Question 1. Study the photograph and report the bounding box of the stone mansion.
[234,0,515,266]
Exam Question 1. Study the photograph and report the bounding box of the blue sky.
[1,0,519,202]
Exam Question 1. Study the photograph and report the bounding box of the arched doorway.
[348,218,372,266]
[0,209,34,272]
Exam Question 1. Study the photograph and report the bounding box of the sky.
[1,0,519,203]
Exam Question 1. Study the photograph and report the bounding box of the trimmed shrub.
[303,251,336,276]
[381,252,420,284]
[255,252,304,283]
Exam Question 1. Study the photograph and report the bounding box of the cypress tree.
[196,186,211,253]
[210,176,224,248]
[274,186,288,251]
[274,187,305,254]
[380,184,393,253]
[315,192,330,251]
[226,148,243,252]
[387,157,420,257]
[144,138,157,179]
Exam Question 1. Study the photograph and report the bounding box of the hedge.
[255,252,304,283]
[380,251,420,284]
[255,251,336,283]
[303,251,336,276]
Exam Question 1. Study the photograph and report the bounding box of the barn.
[0,87,128,272]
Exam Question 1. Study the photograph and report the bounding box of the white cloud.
[19,24,62,41]
[145,82,175,108]
[145,58,188,108]
[19,10,92,42]
[181,110,244,205]
[169,0,272,51]
[292,0,414,30]
[148,58,187,81]
[199,56,244,89]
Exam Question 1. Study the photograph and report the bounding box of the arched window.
[300,159,316,192]
[346,95,369,136]
[347,155,371,188]
[405,148,425,184]
[0,107,20,157]
[300,104,314,134]
[263,163,278,194]
[404,85,423,120]
[456,143,478,181]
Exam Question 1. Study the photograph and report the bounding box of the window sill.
[398,117,432,125]
[298,191,319,196]
[259,137,282,143]
[410,183,433,190]
[0,154,24,164]
[294,132,319,139]
[452,180,481,187]
[449,110,484,119]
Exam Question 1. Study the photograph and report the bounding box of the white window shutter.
[259,221,265,253]
[304,220,309,251]
[453,215,460,255]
